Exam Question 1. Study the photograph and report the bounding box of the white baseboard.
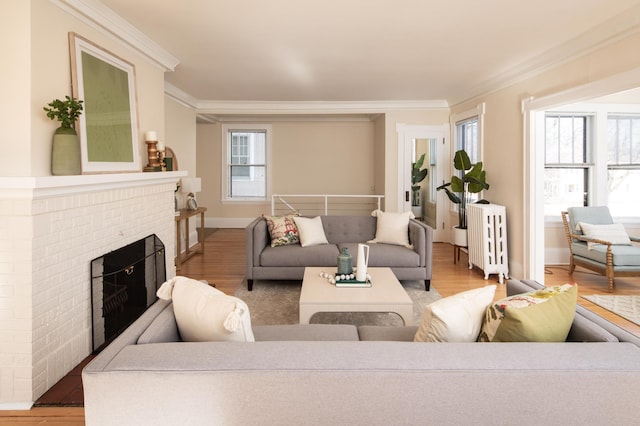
[204,217,256,228]
[0,402,33,410]
[545,248,570,265]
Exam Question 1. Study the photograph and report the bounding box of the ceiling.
[98,0,640,107]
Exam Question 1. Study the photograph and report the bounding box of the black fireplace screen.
[90,234,166,352]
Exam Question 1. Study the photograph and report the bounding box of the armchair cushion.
[572,243,640,267]
[578,222,631,249]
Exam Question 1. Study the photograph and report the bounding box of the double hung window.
[543,114,592,217]
[607,115,640,216]
[222,124,271,201]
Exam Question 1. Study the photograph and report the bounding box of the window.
[456,117,479,162]
[222,124,271,200]
[454,116,481,203]
[543,114,592,217]
[607,115,640,216]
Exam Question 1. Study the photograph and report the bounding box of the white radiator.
[467,203,509,283]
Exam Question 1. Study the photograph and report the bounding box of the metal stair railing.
[271,194,384,216]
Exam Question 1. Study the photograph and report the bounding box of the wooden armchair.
[561,206,640,292]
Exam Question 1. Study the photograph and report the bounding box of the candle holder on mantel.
[143,140,162,172]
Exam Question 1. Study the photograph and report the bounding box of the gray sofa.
[83,279,640,425]
[245,215,433,291]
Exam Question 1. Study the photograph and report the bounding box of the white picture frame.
[69,33,141,173]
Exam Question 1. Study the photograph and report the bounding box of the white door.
[397,124,449,242]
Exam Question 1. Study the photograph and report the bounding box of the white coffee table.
[299,267,413,325]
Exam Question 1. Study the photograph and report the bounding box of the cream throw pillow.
[414,285,496,342]
[293,216,329,247]
[157,276,254,342]
[369,210,414,247]
[578,222,631,249]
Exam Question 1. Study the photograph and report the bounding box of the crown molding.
[195,99,449,115]
[51,0,180,71]
[164,82,199,109]
[450,3,640,106]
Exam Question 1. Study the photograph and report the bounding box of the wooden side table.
[175,207,207,270]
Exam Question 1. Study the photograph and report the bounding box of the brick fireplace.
[0,171,185,408]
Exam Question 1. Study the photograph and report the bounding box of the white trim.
[0,402,33,411]
[204,217,256,229]
[164,82,199,109]
[198,100,449,115]
[51,0,180,71]
[0,171,186,200]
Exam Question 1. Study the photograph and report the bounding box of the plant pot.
[451,226,467,247]
[411,205,422,219]
[52,127,81,175]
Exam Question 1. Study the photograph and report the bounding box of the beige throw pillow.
[578,222,631,249]
[157,276,254,342]
[369,210,414,247]
[414,285,496,342]
[294,216,329,247]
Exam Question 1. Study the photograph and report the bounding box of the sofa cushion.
[253,324,359,341]
[263,214,300,247]
[321,215,377,244]
[294,216,329,247]
[157,276,255,342]
[338,243,420,268]
[368,210,413,247]
[137,302,180,344]
[414,285,496,342]
[358,325,419,341]
[478,284,577,342]
[571,242,640,266]
[260,243,340,267]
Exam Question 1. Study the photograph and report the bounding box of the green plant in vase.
[437,149,490,230]
[44,96,84,175]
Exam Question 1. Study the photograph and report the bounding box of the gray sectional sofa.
[82,279,640,426]
[245,215,433,291]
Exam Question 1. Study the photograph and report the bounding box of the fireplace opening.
[90,234,166,352]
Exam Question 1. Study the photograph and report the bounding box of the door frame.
[396,123,449,242]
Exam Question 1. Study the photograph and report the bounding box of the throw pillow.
[478,284,577,343]
[156,276,254,342]
[414,285,496,343]
[263,214,300,247]
[578,222,632,249]
[368,209,414,247]
[294,216,329,247]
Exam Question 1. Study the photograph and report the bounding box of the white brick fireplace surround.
[0,171,185,409]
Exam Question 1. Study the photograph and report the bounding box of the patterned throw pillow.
[263,214,300,247]
[478,284,577,342]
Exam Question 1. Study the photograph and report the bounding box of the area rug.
[235,280,441,327]
[582,295,640,327]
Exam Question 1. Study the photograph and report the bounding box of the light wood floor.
[3,228,639,424]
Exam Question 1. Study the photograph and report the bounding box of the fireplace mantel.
[0,171,187,199]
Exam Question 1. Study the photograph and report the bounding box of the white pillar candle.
[145,131,157,141]
[157,140,165,151]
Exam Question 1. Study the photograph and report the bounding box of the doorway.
[523,68,640,282]
[397,124,449,242]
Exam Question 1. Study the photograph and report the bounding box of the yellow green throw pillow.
[478,284,577,342]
